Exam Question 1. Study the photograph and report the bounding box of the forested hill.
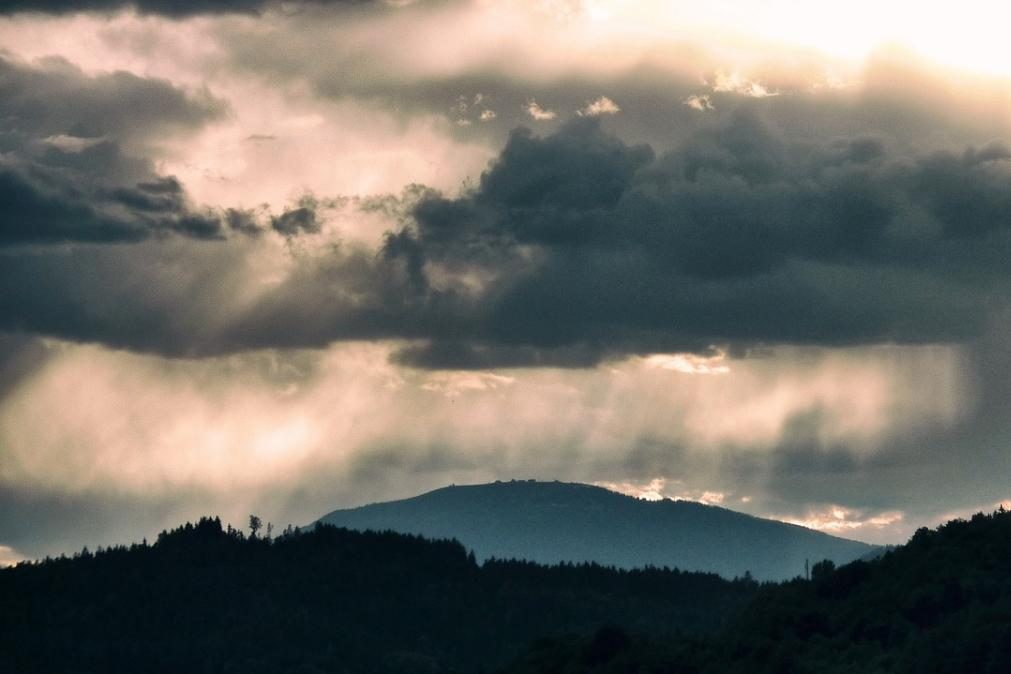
[502,508,1011,674]
[3,510,1008,674]
[319,480,876,581]
[0,518,759,674]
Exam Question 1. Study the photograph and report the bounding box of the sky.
[3,0,1011,561]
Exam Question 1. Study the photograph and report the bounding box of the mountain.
[502,508,1011,674]
[318,480,876,581]
[0,518,758,674]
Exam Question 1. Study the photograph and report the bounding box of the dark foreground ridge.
[0,518,759,674]
[3,508,1010,673]
[319,480,876,581]
[503,508,1011,674]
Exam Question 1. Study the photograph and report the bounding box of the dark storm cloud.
[0,333,51,401]
[0,55,243,243]
[376,114,1011,366]
[272,206,321,236]
[4,104,1011,364]
[0,163,227,244]
[0,55,223,145]
[0,0,375,17]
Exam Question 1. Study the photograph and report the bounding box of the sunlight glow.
[782,506,906,534]
[566,0,1011,78]
[595,478,728,506]
[641,352,730,375]
[0,545,24,568]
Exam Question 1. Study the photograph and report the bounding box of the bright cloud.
[781,506,906,537]
[524,99,558,120]
[578,95,620,116]
[595,478,726,505]
[708,71,779,98]
[641,352,730,375]
[682,94,713,111]
[0,544,24,567]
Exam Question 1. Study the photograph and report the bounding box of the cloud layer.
[0,0,374,17]
[2,0,1011,561]
[6,108,1010,366]
[0,55,236,243]
[384,114,1011,366]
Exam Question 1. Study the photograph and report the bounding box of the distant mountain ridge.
[318,480,876,581]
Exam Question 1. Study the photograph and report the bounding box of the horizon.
[7,476,992,565]
[4,0,1011,565]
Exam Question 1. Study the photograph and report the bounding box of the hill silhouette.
[3,507,1009,673]
[318,480,875,580]
[502,508,1011,674]
[0,518,758,674]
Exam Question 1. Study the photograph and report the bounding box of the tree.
[249,515,263,539]
[811,559,836,582]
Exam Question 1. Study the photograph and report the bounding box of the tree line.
[0,516,759,673]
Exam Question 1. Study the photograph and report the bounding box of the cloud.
[0,54,223,146]
[271,205,321,236]
[683,94,713,111]
[641,351,729,375]
[4,0,1011,563]
[0,337,976,554]
[0,334,51,402]
[595,478,728,505]
[420,371,515,397]
[4,110,1011,365]
[524,99,557,120]
[779,505,905,536]
[15,0,1002,189]
[0,544,24,567]
[4,8,1011,367]
[377,115,1011,367]
[578,95,620,117]
[0,54,236,244]
[708,71,779,98]
[0,0,376,17]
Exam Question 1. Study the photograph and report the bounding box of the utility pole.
[805,558,810,580]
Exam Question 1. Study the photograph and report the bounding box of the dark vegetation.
[4,507,1009,673]
[502,508,1011,674]
[0,518,759,674]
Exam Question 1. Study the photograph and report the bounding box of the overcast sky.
[3,0,1011,563]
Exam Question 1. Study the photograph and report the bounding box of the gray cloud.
[0,0,376,17]
[3,109,1011,364]
[271,206,321,236]
[0,55,222,142]
[383,114,1011,366]
[211,10,1011,157]
[0,333,51,402]
[0,55,238,244]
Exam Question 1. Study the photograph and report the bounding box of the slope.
[319,480,876,581]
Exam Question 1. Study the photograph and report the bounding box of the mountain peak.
[319,480,875,581]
